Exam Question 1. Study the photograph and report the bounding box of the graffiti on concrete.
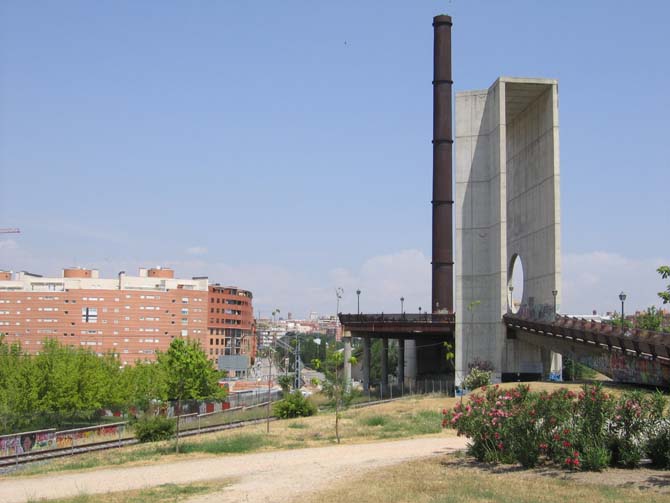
[577,352,670,387]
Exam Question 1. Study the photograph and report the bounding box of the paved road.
[0,436,467,502]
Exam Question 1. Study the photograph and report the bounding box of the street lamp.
[356,289,361,315]
[400,297,404,315]
[418,306,422,314]
[335,287,343,337]
[619,291,627,331]
[552,290,558,319]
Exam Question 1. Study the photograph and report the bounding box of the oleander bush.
[442,383,667,471]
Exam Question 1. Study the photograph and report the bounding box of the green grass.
[178,433,269,454]
[360,415,388,427]
[356,409,442,438]
[16,433,269,477]
[27,480,231,503]
[288,421,308,429]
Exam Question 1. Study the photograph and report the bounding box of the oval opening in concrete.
[508,254,524,314]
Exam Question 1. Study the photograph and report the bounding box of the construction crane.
[0,228,20,234]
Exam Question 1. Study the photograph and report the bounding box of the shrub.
[133,415,176,443]
[462,368,491,391]
[648,423,670,468]
[442,383,666,472]
[273,391,317,419]
[607,390,666,467]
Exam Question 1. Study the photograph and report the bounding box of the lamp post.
[335,287,343,337]
[400,297,404,315]
[418,306,422,314]
[356,289,361,315]
[619,291,627,331]
[509,285,514,313]
[552,290,558,319]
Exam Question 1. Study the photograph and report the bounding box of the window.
[181,329,188,337]
[181,297,189,304]
[81,307,98,323]
[181,308,189,315]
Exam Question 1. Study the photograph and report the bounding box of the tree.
[277,374,292,394]
[658,266,670,305]
[636,306,664,332]
[157,338,225,452]
[313,350,357,444]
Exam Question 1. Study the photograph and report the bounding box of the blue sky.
[1,1,668,318]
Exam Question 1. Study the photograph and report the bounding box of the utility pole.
[294,336,302,390]
[266,343,273,433]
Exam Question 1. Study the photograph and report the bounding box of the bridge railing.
[339,313,455,324]
[504,312,670,362]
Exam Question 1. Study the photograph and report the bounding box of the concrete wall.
[455,77,561,384]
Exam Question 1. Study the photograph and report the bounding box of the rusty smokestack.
[431,14,453,314]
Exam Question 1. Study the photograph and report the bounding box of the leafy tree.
[636,306,665,332]
[157,338,225,452]
[277,374,292,394]
[658,266,670,305]
[609,312,632,330]
[118,361,167,414]
[313,350,357,444]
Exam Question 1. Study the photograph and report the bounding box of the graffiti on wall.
[0,429,56,456]
[577,352,670,387]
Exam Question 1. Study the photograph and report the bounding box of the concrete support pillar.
[343,334,352,391]
[405,339,417,382]
[540,348,552,380]
[363,337,371,392]
[381,338,389,394]
[397,339,405,385]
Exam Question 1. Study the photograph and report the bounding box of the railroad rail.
[0,417,277,469]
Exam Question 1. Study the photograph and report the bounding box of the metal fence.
[362,377,455,401]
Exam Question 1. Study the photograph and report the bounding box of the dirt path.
[0,436,467,502]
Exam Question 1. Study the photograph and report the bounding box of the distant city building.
[0,267,255,365]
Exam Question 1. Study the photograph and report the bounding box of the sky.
[1,1,669,319]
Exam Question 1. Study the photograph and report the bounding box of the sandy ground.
[0,436,468,503]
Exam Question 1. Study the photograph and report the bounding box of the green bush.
[648,425,670,468]
[579,442,611,471]
[133,415,176,443]
[462,368,491,391]
[443,383,668,472]
[273,391,317,419]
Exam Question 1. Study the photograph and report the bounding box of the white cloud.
[160,249,431,319]
[185,246,208,256]
[562,251,669,315]
[0,239,18,251]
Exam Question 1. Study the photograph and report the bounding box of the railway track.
[0,417,277,469]
[0,395,422,469]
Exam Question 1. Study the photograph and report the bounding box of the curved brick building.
[206,284,255,363]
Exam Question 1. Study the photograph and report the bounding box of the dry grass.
[9,382,642,478]
[304,455,670,503]
[27,479,231,503]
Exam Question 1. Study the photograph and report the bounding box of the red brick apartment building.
[207,285,255,362]
[0,267,255,366]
